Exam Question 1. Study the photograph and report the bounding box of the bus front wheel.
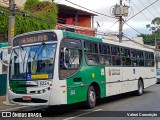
[87,85,96,109]
[136,80,144,96]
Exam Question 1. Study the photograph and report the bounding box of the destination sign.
[13,32,57,46]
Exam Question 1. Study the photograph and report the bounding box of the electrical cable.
[64,0,116,19]
[125,0,159,22]
[107,20,119,30]
[138,0,156,18]
[131,1,151,21]
[147,0,160,16]
[123,34,155,50]
[124,22,143,35]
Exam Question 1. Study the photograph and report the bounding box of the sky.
[54,0,160,38]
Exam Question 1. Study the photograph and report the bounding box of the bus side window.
[85,41,99,66]
[111,46,121,66]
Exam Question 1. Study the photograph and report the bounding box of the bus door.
[59,38,85,104]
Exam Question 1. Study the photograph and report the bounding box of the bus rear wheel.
[87,85,96,109]
[136,80,144,96]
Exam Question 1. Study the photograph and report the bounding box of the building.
[56,3,97,37]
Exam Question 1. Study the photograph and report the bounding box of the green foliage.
[138,34,157,46]
[24,0,40,10]
[0,7,8,37]
[139,17,160,46]
[146,17,160,33]
[0,0,58,38]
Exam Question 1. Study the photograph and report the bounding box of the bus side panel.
[66,66,106,104]
[136,67,156,88]
[84,66,106,98]
[66,67,87,104]
[122,67,138,92]
[105,67,123,96]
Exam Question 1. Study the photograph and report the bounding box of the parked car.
[156,69,160,83]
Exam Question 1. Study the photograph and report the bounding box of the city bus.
[7,30,156,108]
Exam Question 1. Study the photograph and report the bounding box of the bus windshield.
[9,43,56,80]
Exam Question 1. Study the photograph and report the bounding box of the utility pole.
[111,0,129,43]
[4,0,16,105]
[119,0,123,43]
[8,0,15,53]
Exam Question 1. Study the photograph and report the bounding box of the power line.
[126,0,159,22]
[124,22,143,35]
[147,0,160,16]
[107,20,119,30]
[64,0,116,19]
[123,34,155,50]
[131,1,151,21]
[138,0,156,18]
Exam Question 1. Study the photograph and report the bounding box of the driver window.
[59,38,82,79]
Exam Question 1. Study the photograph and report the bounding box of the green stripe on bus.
[10,81,27,94]
[63,31,102,42]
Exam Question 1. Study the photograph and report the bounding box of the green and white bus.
[8,30,156,108]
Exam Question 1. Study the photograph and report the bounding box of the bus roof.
[102,39,154,52]
[63,30,154,52]
[13,30,154,52]
[63,30,102,42]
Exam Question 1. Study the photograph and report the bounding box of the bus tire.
[136,80,144,96]
[87,85,96,109]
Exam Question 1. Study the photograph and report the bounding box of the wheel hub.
[90,91,95,103]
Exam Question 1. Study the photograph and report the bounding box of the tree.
[0,0,58,38]
[146,17,160,33]
[138,17,160,46]
[138,34,156,46]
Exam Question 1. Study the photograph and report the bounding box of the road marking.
[63,109,102,120]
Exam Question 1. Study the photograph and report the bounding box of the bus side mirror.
[63,47,70,68]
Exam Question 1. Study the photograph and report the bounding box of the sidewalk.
[0,95,21,111]
[0,95,32,112]
[0,96,47,112]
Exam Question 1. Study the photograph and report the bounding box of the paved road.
[2,84,160,120]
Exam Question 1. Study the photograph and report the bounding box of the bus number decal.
[36,81,49,86]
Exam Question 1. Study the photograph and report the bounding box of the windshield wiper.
[19,46,26,63]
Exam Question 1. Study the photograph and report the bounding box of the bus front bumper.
[8,90,51,106]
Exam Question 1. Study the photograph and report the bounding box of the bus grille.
[13,98,48,103]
